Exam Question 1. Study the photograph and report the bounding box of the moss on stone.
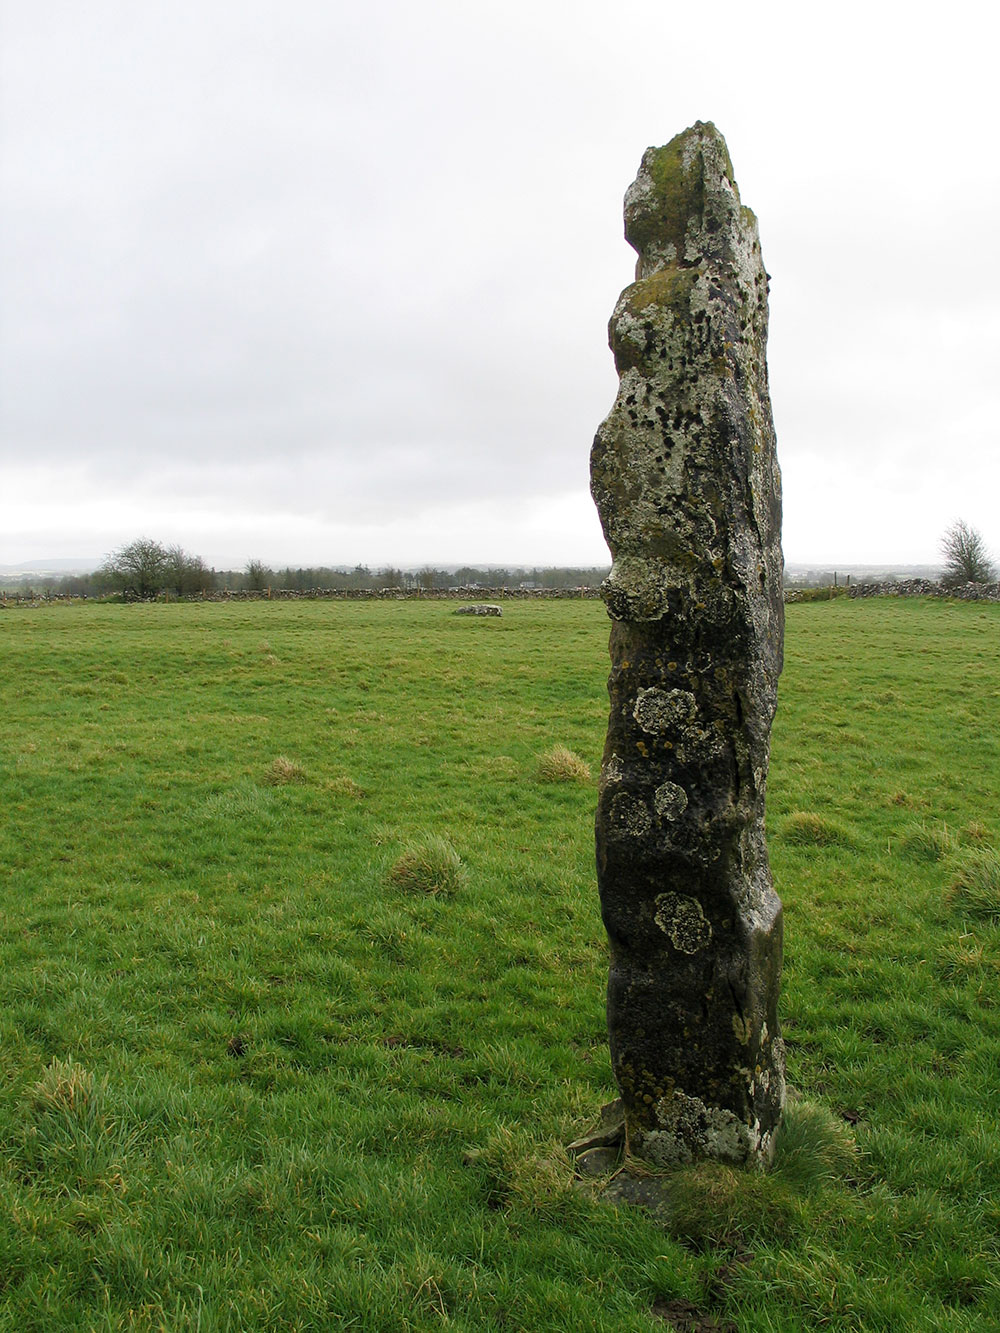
[625,122,735,263]
[626,136,700,259]
[622,266,697,317]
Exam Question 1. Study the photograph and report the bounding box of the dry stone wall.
[0,586,602,606]
[847,580,1000,601]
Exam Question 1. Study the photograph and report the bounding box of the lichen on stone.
[653,780,688,821]
[607,790,652,839]
[653,892,712,953]
[633,686,698,736]
[642,1089,760,1168]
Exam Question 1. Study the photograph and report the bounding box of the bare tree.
[245,558,271,591]
[99,537,170,599]
[100,538,210,598]
[940,520,996,588]
[166,545,213,596]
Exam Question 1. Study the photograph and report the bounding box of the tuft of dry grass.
[264,756,306,785]
[780,811,850,847]
[962,820,991,844]
[389,837,466,896]
[537,745,591,784]
[28,1057,96,1118]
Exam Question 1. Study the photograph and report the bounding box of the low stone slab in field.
[453,604,502,617]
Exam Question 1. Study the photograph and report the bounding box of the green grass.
[1,596,999,1329]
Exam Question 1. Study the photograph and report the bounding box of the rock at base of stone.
[599,1168,675,1217]
[567,1098,625,1153]
[575,1146,622,1177]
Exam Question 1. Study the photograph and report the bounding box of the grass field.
[1,596,998,1331]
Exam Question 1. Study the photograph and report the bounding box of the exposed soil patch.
[651,1298,736,1332]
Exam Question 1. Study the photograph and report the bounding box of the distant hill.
[784,563,942,584]
[0,558,102,577]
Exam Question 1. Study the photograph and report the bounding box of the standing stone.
[590,123,785,1169]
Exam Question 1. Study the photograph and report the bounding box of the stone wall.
[846,579,1000,601]
[1,586,603,607]
[10,580,1000,608]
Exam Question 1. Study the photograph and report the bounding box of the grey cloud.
[3,1,999,566]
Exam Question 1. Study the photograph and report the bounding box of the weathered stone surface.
[453,603,503,616]
[590,122,785,1169]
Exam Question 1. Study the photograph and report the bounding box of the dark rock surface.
[590,123,785,1169]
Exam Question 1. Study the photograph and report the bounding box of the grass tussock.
[779,810,850,847]
[643,1100,858,1254]
[16,1058,132,1192]
[962,820,991,844]
[657,1159,797,1251]
[537,745,591,783]
[27,1057,97,1120]
[389,837,467,896]
[772,1098,858,1190]
[263,755,306,785]
[946,849,1000,921]
[898,822,955,862]
[465,1124,578,1220]
[937,935,996,982]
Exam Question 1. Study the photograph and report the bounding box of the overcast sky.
[2,0,997,571]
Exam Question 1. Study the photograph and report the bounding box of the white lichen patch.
[601,557,671,622]
[601,753,625,787]
[653,780,688,821]
[654,892,712,953]
[637,1090,754,1167]
[608,791,652,839]
[633,687,697,735]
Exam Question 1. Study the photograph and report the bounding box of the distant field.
[1,597,998,1331]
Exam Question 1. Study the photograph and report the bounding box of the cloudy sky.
[2,0,997,571]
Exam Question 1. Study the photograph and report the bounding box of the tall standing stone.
[590,123,785,1169]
